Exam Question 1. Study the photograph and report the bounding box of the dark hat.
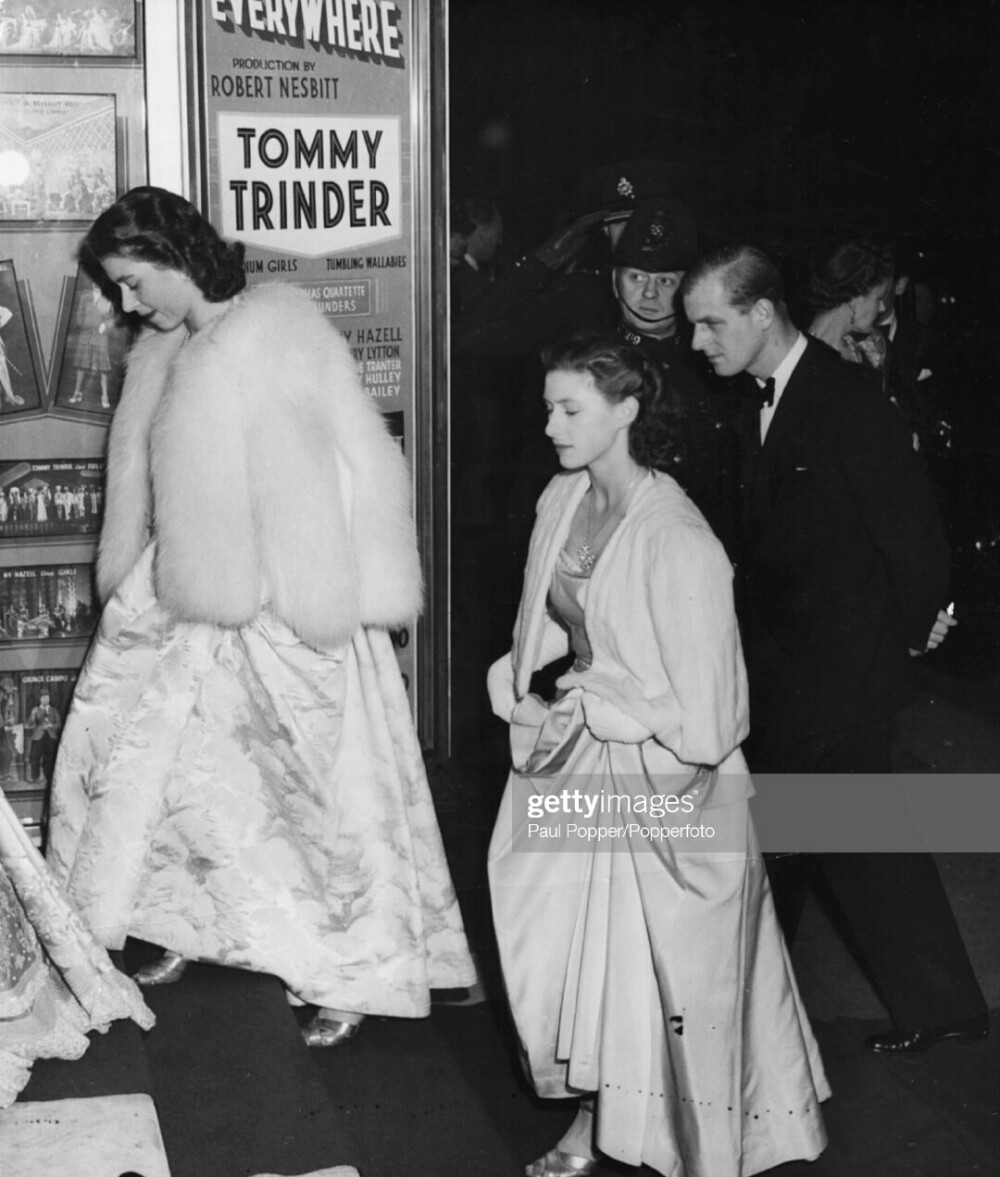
[612,197,698,272]
[574,158,683,222]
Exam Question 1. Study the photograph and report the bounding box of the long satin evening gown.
[489,548,829,1176]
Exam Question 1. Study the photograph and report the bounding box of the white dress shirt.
[758,331,807,443]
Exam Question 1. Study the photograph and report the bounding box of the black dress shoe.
[866,1013,989,1055]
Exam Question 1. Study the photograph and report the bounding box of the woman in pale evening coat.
[46,187,474,1046]
[487,335,828,1177]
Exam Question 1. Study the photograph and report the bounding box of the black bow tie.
[750,377,776,409]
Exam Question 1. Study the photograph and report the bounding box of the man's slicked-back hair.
[681,244,788,318]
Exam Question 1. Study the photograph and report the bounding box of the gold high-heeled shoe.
[301,1012,365,1047]
[132,951,188,986]
[525,1149,597,1176]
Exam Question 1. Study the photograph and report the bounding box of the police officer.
[609,198,741,555]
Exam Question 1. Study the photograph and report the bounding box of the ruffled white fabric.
[0,791,153,1109]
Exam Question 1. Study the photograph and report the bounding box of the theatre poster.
[191,1,447,740]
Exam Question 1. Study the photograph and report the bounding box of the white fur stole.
[97,284,422,648]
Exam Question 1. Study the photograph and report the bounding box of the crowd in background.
[448,169,999,699]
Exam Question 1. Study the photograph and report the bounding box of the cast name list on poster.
[4,569,76,580]
[360,357,402,395]
[336,326,403,398]
[209,0,404,62]
[326,256,407,269]
[4,463,103,474]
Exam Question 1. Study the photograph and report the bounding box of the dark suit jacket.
[738,337,950,739]
[883,313,937,445]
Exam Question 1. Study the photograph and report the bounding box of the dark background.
[448,0,1000,677]
[449,0,997,250]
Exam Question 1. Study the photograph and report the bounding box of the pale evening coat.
[488,470,829,1176]
[47,284,475,1015]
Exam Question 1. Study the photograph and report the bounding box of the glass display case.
[0,1,451,843]
[0,1,149,842]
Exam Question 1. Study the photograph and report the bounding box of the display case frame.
[185,0,452,755]
[0,0,147,836]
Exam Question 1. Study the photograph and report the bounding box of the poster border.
[412,0,450,757]
[186,0,449,754]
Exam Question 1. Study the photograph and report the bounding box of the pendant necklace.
[576,470,644,574]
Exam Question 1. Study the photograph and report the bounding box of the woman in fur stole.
[46,188,475,1046]
[487,336,828,1176]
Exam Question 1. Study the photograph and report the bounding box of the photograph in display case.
[51,267,132,417]
[0,2,137,58]
[0,93,117,223]
[0,260,43,417]
[0,459,105,541]
[0,671,22,788]
[0,667,78,792]
[0,562,97,646]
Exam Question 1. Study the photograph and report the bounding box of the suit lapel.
[748,339,813,519]
[760,359,803,459]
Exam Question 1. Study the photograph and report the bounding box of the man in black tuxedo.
[875,244,941,452]
[681,244,987,1055]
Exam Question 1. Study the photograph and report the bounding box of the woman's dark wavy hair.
[80,187,246,302]
[540,333,678,472]
[804,238,893,312]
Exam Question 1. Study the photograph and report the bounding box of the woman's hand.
[581,691,653,743]
[511,693,549,727]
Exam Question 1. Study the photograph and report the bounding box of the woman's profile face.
[850,280,888,335]
[102,254,197,332]
[543,368,631,471]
